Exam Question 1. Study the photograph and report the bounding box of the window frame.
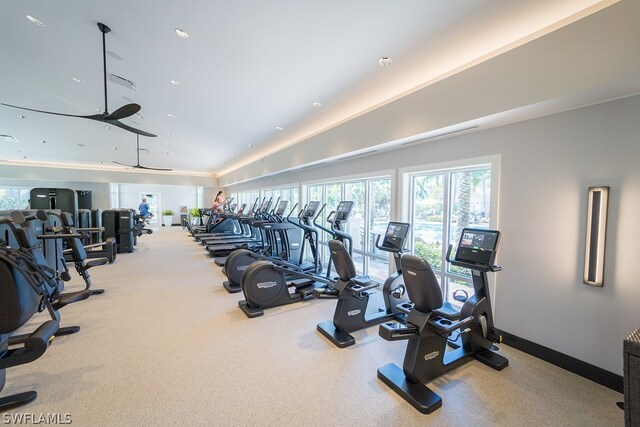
[400,155,500,305]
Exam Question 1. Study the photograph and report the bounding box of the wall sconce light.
[584,186,609,286]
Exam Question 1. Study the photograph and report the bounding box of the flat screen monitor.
[335,201,354,222]
[259,199,271,213]
[381,222,410,251]
[303,201,320,218]
[237,204,247,214]
[275,200,288,216]
[455,228,500,267]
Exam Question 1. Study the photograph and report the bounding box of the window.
[261,185,299,215]
[303,175,392,281]
[0,186,31,210]
[233,190,259,213]
[406,162,494,306]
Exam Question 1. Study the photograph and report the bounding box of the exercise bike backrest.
[400,255,443,312]
[328,239,357,282]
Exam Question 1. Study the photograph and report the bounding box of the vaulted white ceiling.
[0,0,625,178]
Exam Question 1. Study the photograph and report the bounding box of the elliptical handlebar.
[285,203,299,221]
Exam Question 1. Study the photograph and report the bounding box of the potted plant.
[162,209,174,227]
[189,207,203,225]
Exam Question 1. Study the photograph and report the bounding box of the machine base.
[0,391,37,412]
[377,363,442,414]
[238,300,264,318]
[317,321,356,348]
[223,281,242,294]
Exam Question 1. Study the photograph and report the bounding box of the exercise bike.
[377,228,508,414]
[316,221,411,348]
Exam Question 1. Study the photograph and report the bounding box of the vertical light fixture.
[583,186,609,286]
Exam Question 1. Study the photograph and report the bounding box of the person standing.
[212,191,224,212]
[139,197,151,218]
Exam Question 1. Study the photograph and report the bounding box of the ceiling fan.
[113,134,172,171]
[1,22,156,137]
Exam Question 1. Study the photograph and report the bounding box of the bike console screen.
[303,201,320,218]
[335,201,354,222]
[381,222,410,252]
[455,228,500,267]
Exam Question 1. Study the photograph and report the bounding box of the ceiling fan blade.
[112,161,137,168]
[1,103,102,119]
[104,103,140,120]
[108,120,157,137]
[137,165,173,171]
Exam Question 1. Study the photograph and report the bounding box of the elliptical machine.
[222,201,321,293]
[237,201,354,318]
[377,228,508,414]
[316,221,411,348]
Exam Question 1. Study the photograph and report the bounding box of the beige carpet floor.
[3,226,623,426]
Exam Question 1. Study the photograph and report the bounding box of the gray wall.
[226,94,640,375]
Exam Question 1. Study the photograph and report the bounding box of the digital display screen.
[386,222,409,238]
[455,228,499,266]
[381,222,409,251]
[304,201,320,217]
[335,201,354,221]
[275,201,288,215]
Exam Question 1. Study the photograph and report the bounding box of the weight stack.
[91,209,102,244]
[625,328,640,426]
[77,209,91,245]
[102,209,135,253]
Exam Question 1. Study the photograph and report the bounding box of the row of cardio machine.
[188,198,508,414]
[0,209,116,411]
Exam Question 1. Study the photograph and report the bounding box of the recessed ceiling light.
[26,15,45,27]
[106,126,111,130]
[312,102,322,108]
[95,107,101,112]
[42,140,46,144]
[248,144,254,148]
[167,133,172,137]
[72,77,82,84]
[170,80,181,86]
[378,57,392,67]
[77,143,86,147]
[22,156,27,159]
[18,115,26,119]
[100,161,104,164]
[165,152,169,155]
[275,126,283,131]
[175,28,189,39]
[112,146,118,150]
[167,113,176,119]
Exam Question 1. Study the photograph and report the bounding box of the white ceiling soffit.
[218,0,640,186]
[0,0,618,177]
